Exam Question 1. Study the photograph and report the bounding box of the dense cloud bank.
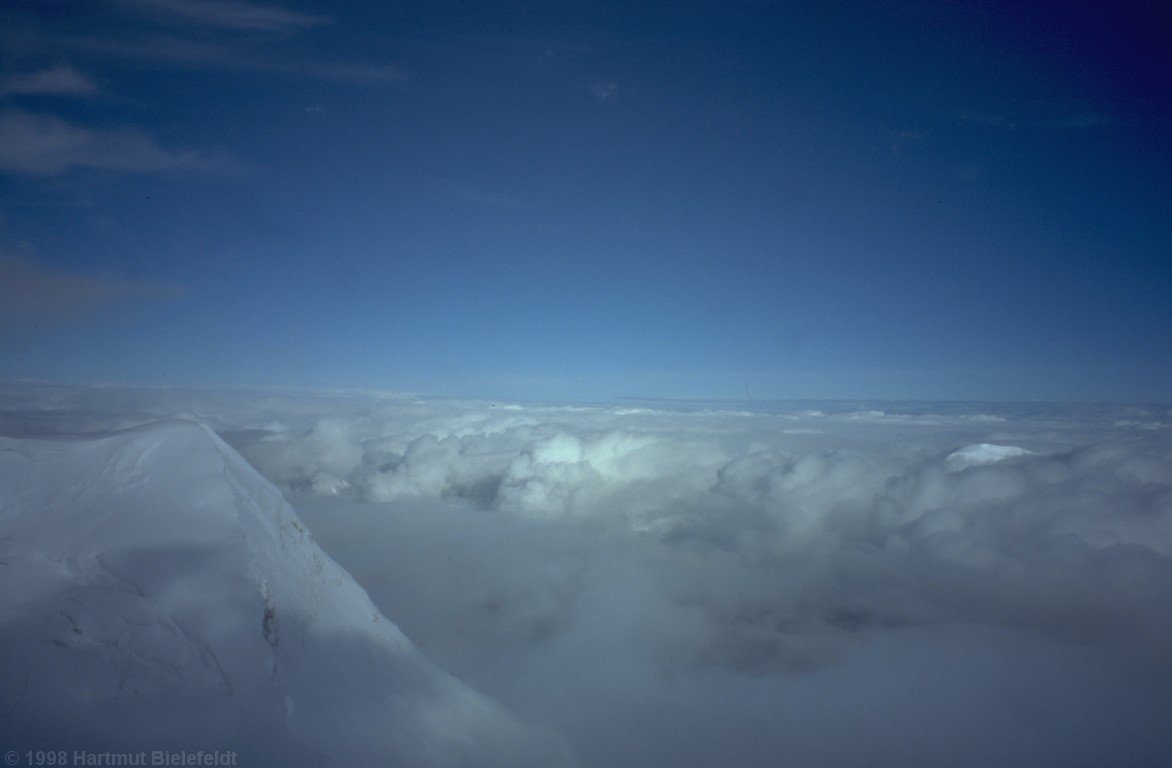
[2,384,1171,766]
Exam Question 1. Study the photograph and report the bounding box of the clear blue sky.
[1,0,1169,402]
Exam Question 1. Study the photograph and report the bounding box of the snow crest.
[0,420,574,767]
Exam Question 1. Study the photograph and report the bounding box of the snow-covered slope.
[0,420,574,767]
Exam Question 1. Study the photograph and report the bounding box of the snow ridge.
[0,420,573,767]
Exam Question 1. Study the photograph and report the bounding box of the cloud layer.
[2,386,1170,767]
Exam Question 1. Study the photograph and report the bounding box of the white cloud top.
[2,386,1170,767]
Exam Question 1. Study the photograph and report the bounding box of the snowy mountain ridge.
[0,420,573,767]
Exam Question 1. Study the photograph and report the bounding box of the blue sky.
[1,0,1169,402]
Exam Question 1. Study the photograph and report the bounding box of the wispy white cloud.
[28,32,407,86]
[119,0,327,31]
[0,64,98,97]
[0,110,222,175]
[0,255,182,322]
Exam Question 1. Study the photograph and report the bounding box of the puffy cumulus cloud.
[495,430,718,519]
[3,385,1172,767]
[347,424,723,525]
[710,447,891,547]
[368,431,497,501]
[259,418,364,494]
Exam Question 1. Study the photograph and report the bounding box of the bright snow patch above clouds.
[0,419,573,767]
[945,442,1036,471]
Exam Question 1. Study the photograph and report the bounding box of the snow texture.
[0,418,574,767]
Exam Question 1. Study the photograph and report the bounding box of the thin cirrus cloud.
[0,64,99,98]
[0,255,182,323]
[3,1,404,87]
[957,108,1115,131]
[0,110,221,176]
[590,79,618,102]
[118,0,328,31]
[22,33,407,86]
